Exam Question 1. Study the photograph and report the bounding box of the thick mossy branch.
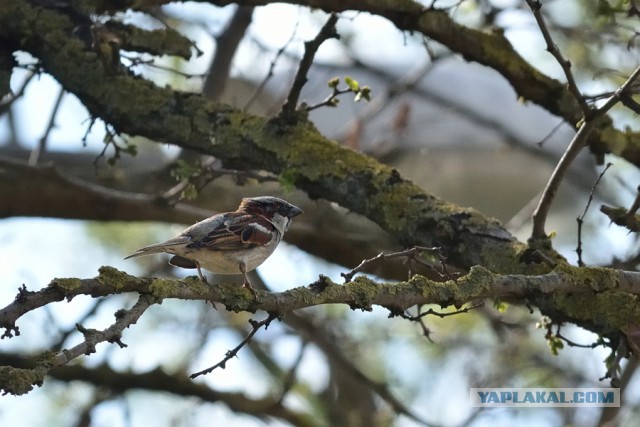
[15,1,637,163]
[2,266,640,338]
[0,365,47,395]
[0,0,534,275]
[104,21,195,59]
[3,0,640,376]
[195,0,640,164]
[0,355,315,425]
[2,265,640,395]
[0,0,629,335]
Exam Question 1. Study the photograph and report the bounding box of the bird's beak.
[289,206,303,218]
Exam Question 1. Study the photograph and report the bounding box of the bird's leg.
[196,261,217,309]
[239,262,257,298]
[195,261,208,284]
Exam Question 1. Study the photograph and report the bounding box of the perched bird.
[125,196,303,289]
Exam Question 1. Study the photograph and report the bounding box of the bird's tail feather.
[123,237,190,259]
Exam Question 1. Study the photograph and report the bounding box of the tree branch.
[0,0,529,276]
[340,246,444,283]
[24,0,640,164]
[576,163,613,266]
[2,264,640,394]
[280,12,339,119]
[0,267,640,394]
[202,5,255,101]
[0,155,212,223]
[0,353,316,426]
[0,293,155,395]
[0,153,410,280]
[531,64,640,239]
[2,265,640,342]
[54,294,155,365]
[4,3,640,394]
[525,0,591,114]
[190,312,278,378]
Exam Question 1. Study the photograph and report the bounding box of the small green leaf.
[493,299,508,312]
[171,159,200,181]
[182,183,198,200]
[123,144,138,156]
[344,76,359,91]
[360,86,371,101]
[547,337,564,356]
[354,86,371,102]
[327,77,340,89]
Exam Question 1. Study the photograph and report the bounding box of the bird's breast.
[186,242,279,274]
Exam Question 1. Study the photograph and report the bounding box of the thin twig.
[555,330,605,349]
[341,246,442,283]
[400,302,484,322]
[531,119,599,239]
[0,69,37,115]
[600,184,640,233]
[28,87,65,166]
[122,54,206,79]
[628,186,640,215]
[525,0,590,115]
[92,124,137,168]
[279,13,339,120]
[531,64,640,239]
[398,302,484,343]
[526,0,640,240]
[534,120,565,147]
[54,294,156,367]
[161,158,278,204]
[50,299,109,350]
[601,340,628,387]
[415,316,434,342]
[244,19,300,111]
[305,87,354,112]
[189,312,278,379]
[576,162,612,266]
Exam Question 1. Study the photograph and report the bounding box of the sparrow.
[125,196,303,289]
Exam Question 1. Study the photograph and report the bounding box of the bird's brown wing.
[189,214,275,251]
